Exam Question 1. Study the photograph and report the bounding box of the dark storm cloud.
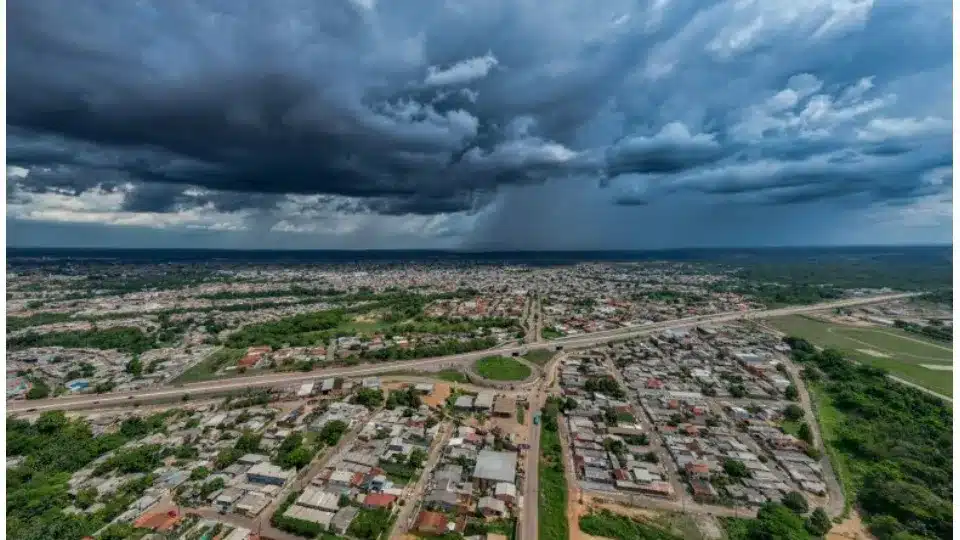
[5,0,953,248]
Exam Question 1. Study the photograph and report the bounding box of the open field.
[768,315,953,396]
[473,356,532,381]
[172,348,245,384]
[523,349,557,366]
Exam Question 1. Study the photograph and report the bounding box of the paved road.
[389,422,454,539]
[8,293,916,414]
[519,353,561,540]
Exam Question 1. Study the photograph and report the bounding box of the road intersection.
[7,292,917,414]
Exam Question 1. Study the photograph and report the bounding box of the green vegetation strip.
[538,398,568,540]
[579,510,682,540]
[474,356,532,381]
[770,315,952,396]
[786,338,952,539]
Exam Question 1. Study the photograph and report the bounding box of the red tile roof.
[415,511,449,534]
[363,493,397,508]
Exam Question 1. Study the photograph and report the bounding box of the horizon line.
[6,243,952,253]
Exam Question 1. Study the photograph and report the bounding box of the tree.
[785,383,799,401]
[408,447,427,468]
[26,379,51,400]
[190,466,211,481]
[199,477,225,498]
[643,451,658,463]
[805,507,831,536]
[729,384,747,398]
[214,448,242,469]
[352,388,385,408]
[782,491,809,514]
[798,422,814,444]
[75,487,98,509]
[603,438,626,456]
[126,355,143,378]
[784,404,804,422]
[234,430,261,453]
[318,420,349,446]
[723,459,749,479]
[280,446,313,469]
[749,502,811,540]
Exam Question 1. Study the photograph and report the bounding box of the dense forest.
[784,337,952,539]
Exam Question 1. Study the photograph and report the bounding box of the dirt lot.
[828,511,873,540]
[420,383,451,408]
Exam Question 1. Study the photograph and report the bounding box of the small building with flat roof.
[472,450,518,488]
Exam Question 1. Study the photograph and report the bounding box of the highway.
[6,292,917,414]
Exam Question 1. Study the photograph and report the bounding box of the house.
[331,506,360,535]
[236,492,270,517]
[493,396,516,418]
[690,478,718,503]
[478,496,507,517]
[297,487,340,512]
[435,464,463,484]
[426,489,460,511]
[455,396,475,410]
[238,454,269,466]
[213,487,244,513]
[472,450,518,489]
[685,462,710,479]
[415,511,450,536]
[640,481,674,498]
[362,493,397,509]
[221,527,253,540]
[284,505,334,528]
[414,383,435,394]
[474,392,495,411]
[328,469,355,490]
[246,462,295,486]
[297,383,314,398]
[133,509,181,532]
[494,482,517,505]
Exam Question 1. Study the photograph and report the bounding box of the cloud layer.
[6,0,953,248]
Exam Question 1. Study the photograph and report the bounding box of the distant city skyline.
[7,0,953,249]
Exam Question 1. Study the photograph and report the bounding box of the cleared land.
[768,315,953,396]
[473,356,532,381]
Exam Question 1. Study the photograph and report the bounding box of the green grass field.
[541,327,563,339]
[173,348,245,383]
[523,349,556,366]
[768,315,953,396]
[336,319,390,334]
[473,356,532,381]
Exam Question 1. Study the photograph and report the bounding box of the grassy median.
[538,399,568,540]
